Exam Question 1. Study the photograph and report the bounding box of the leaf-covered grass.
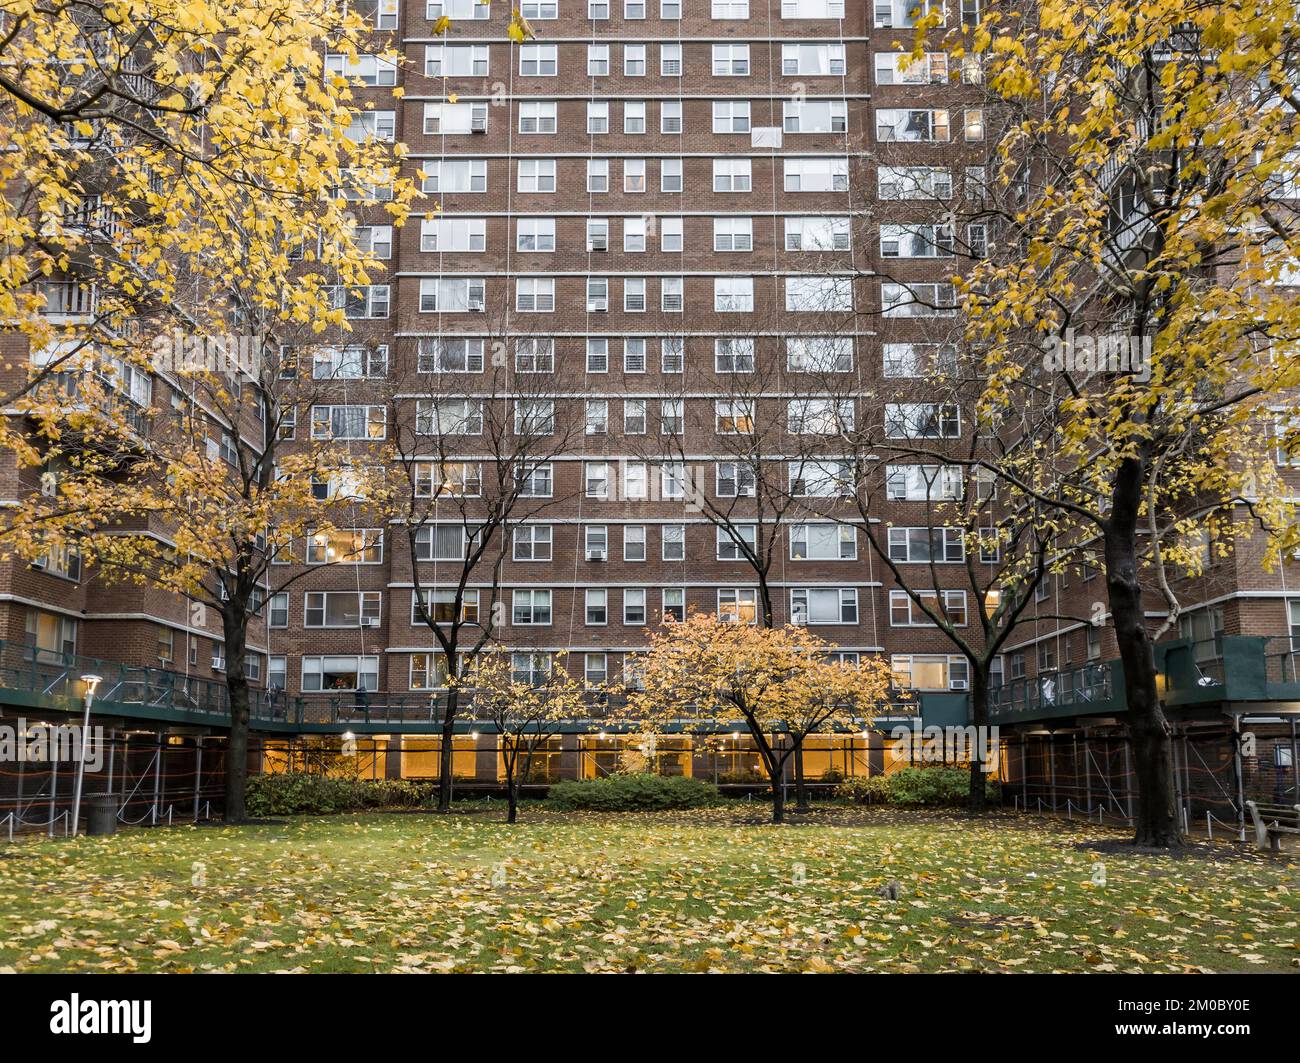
[0,807,1296,973]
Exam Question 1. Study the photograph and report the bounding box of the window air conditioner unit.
[950,679,969,691]
[470,117,487,133]
[590,237,607,251]
[591,300,607,312]
[588,549,606,561]
[365,617,381,627]
[468,300,485,312]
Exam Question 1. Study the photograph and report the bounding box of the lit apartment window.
[718,588,759,624]
[891,654,970,692]
[308,528,383,563]
[301,656,378,692]
[715,399,755,434]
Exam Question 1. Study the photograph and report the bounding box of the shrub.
[546,774,721,812]
[245,772,435,816]
[834,767,999,807]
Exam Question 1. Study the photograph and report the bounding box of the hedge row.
[545,774,721,811]
[835,766,1000,806]
[245,773,436,816]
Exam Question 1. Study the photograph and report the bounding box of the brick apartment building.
[0,0,1296,826]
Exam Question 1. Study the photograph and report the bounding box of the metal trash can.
[86,794,117,836]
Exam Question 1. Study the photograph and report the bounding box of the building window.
[513,525,553,561]
[301,655,378,692]
[512,589,553,625]
[791,588,858,625]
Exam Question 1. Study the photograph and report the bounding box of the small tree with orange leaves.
[632,613,893,824]
[466,650,589,824]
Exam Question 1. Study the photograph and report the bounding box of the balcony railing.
[987,660,1119,722]
[0,639,292,724]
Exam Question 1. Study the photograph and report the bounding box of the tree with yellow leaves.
[924,1,1300,846]
[466,650,588,824]
[631,612,893,824]
[0,0,424,821]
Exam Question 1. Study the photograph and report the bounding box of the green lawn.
[1,807,1296,973]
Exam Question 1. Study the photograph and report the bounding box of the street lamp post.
[70,673,102,836]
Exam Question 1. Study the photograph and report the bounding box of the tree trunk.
[437,685,460,813]
[507,776,519,824]
[967,666,988,815]
[1105,469,1181,848]
[793,740,809,811]
[221,612,249,824]
[770,771,785,824]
